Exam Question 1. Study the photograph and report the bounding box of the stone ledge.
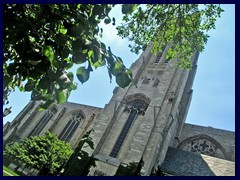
[94,153,121,167]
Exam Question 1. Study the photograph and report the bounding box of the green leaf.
[3,75,12,88]
[116,72,131,88]
[88,50,94,60]
[108,68,112,83]
[55,34,67,46]
[112,17,116,25]
[87,64,93,72]
[72,39,84,52]
[76,67,90,84]
[110,60,124,76]
[92,5,104,17]
[55,90,67,103]
[104,17,111,24]
[70,83,77,90]
[92,47,100,64]
[25,81,35,91]
[125,68,132,77]
[67,72,74,81]
[67,26,80,38]
[19,85,24,92]
[42,46,54,64]
[6,63,17,76]
[92,59,106,68]
[61,47,70,59]
[38,77,50,90]
[72,51,87,64]
[122,4,138,14]
[64,60,74,70]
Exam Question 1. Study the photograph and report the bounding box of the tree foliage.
[117,4,223,68]
[3,131,73,176]
[3,4,223,108]
[3,4,132,108]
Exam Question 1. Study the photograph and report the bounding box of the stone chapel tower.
[83,43,199,176]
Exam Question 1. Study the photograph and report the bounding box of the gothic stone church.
[3,44,235,176]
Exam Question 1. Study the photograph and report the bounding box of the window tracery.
[181,139,216,157]
[58,112,84,141]
[28,107,57,137]
[110,98,149,158]
[178,134,228,160]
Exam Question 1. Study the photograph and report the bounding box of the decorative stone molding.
[177,134,228,160]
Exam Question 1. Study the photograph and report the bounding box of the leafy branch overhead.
[3,4,223,107]
[117,4,223,68]
[3,4,133,108]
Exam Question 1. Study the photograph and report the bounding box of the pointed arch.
[124,93,151,105]
[28,106,58,137]
[59,109,86,121]
[58,109,85,142]
[48,104,58,114]
[177,134,228,160]
[110,93,151,158]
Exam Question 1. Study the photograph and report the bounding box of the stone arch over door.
[177,134,228,160]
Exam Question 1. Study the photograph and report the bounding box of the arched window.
[28,107,57,137]
[177,134,228,160]
[58,112,84,141]
[110,96,150,158]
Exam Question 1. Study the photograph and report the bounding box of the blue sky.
[3,4,235,132]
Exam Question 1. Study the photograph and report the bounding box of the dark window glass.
[110,99,149,158]
[154,53,162,64]
[58,120,72,140]
[28,108,56,137]
[164,58,169,63]
[154,46,166,64]
[58,112,84,142]
[65,121,80,141]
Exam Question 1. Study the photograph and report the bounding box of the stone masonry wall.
[3,101,102,149]
[178,123,235,161]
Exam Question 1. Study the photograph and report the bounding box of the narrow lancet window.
[154,53,162,64]
[28,107,57,137]
[58,112,84,141]
[110,98,149,158]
